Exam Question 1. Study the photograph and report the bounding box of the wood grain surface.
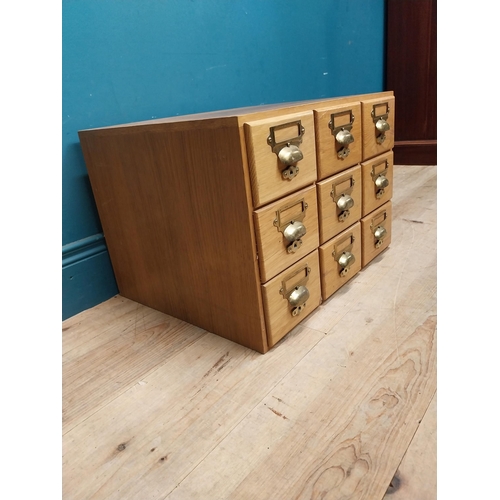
[314,102,362,180]
[319,222,362,301]
[261,250,322,347]
[253,184,319,283]
[361,96,395,161]
[316,165,362,244]
[361,201,393,268]
[81,92,393,131]
[79,117,268,353]
[383,392,437,500]
[244,111,317,208]
[361,151,394,217]
[63,164,436,500]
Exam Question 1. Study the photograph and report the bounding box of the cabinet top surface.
[78,91,394,134]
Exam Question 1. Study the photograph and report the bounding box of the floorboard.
[383,392,437,500]
[62,165,437,500]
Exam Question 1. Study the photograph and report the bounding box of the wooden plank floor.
[62,165,437,500]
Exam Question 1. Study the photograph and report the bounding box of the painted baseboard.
[62,234,118,321]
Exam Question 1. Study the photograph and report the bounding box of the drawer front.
[361,96,395,160]
[254,185,319,283]
[244,111,317,208]
[319,222,361,301]
[361,151,394,217]
[261,250,321,348]
[316,165,362,244]
[361,201,392,267]
[314,102,362,180]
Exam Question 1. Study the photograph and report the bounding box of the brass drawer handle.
[280,265,311,317]
[333,233,356,277]
[335,128,354,147]
[274,199,308,254]
[283,221,307,254]
[267,120,305,180]
[371,211,388,248]
[329,110,355,160]
[331,177,355,222]
[336,194,354,211]
[338,252,355,277]
[371,160,390,200]
[371,103,390,144]
[371,159,390,199]
[373,226,387,247]
[289,285,310,316]
[278,145,303,165]
[375,175,389,189]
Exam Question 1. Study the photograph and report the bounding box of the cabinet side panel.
[79,118,267,353]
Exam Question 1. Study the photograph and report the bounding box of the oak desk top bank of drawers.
[79,91,395,353]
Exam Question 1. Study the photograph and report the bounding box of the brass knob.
[338,251,355,269]
[374,226,387,240]
[288,285,310,308]
[335,129,354,146]
[375,118,390,133]
[375,175,389,190]
[283,221,307,243]
[278,145,303,165]
[337,194,354,212]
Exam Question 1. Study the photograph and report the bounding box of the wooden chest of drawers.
[79,91,394,353]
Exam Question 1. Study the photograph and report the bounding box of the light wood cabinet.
[79,91,394,353]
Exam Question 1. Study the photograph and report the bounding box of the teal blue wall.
[62,0,386,320]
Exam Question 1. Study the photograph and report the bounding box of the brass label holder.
[267,120,306,181]
[273,199,308,254]
[332,233,356,277]
[370,159,390,199]
[279,264,311,317]
[330,176,355,222]
[370,211,388,248]
[329,110,355,160]
[371,103,390,144]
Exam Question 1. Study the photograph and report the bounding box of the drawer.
[314,101,362,180]
[244,111,317,208]
[319,222,361,301]
[361,151,394,217]
[261,250,321,348]
[316,164,362,244]
[361,201,392,267]
[361,96,395,160]
[254,184,319,283]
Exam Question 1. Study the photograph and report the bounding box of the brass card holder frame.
[267,120,306,180]
[329,110,355,160]
[330,176,355,222]
[371,103,390,144]
[332,233,356,277]
[273,198,308,254]
[370,211,388,248]
[370,159,390,199]
[279,264,311,317]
